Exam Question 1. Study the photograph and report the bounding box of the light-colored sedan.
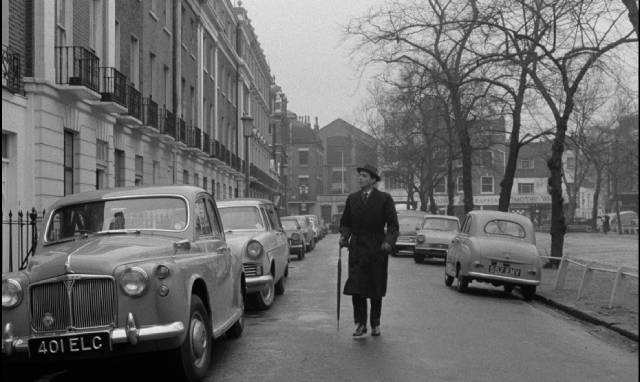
[218,199,289,310]
[444,210,542,301]
[414,215,460,263]
[393,210,428,256]
[281,217,306,260]
[2,186,244,381]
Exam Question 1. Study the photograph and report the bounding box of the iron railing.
[142,97,158,128]
[55,46,100,91]
[2,44,23,93]
[187,125,202,149]
[2,208,44,273]
[158,107,176,138]
[177,117,187,143]
[126,84,142,120]
[99,67,127,107]
[203,132,211,155]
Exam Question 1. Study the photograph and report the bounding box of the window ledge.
[149,11,159,22]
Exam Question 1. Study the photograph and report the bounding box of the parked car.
[445,210,542,300]
[217,199,289,310]
[306,215,321,242]
[1,186,244,381]
[414,215,460,263]
[393,210,429,256]
[288,215,315,251]
[281,217,306,260]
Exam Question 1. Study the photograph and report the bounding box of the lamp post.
[242,115,255,197]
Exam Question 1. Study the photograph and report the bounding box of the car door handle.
[216,247,229,255]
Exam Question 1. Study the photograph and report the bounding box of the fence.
[540,254,639,309]
[2,208,44,273]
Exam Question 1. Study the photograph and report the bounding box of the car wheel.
[521,285,536,301]
[275,264,287,295]
[444,273,454,287]
[456,275,469,293]
[414,255,423,263]
[175,295,211,382]
[252,277,275,310]
[503,284,515,294]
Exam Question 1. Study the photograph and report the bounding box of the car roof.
[467,210,532,225]
[47,185,204,210]
[217,198,274,207]
[397,210,429,217]
[423,214,460,221]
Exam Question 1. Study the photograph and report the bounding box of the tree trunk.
[590,166,603,232]
[547,119,568,262]
[428,190,438,214]
[452,92,474,213]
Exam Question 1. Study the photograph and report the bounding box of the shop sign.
[432,193,551,206]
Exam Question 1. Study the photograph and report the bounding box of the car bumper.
[414,248,447,259]
[2,313,184,357]
[467,271,540,285]
[395,242,415,253]
[288,244,304,252]
[246,274,274,294]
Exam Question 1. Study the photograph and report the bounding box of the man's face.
[358,171,375,189]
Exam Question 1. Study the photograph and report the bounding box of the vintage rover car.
[393,210,428,256]
[444,210,542,301]
[414,215,460,263]
[1,186,245,381]
[280,217,307,260]
[217,199,289,310]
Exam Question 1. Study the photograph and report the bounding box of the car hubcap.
[262,282,273,302]
[190,313,207,364]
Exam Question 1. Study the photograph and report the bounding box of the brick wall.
[73,0,90,48]
[115,0,143,87]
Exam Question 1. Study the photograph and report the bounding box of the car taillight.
[416,235,425,243]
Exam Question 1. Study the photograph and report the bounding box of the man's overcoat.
[340,188,399,298]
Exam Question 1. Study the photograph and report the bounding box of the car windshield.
[398,216,425,230]
[484,219,526,238]
[219,206,265,231]
[46,196,188,242]
[281,220,298,230]
[422,218,459,231]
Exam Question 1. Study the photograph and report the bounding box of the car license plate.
[29,332,110,358]
[489,263,521,277]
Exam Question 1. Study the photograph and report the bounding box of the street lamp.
[242,115,256,197]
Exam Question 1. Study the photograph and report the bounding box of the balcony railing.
[99,67,127,107]
[203,132,211,155]
[177,117,186,143]
[158,107,176,138]
[187,125,202,149]
[2,45,23,93]
[142,97,158,128]
[212,140,221,159]
[55,46,99,91]
[126,84,142,120]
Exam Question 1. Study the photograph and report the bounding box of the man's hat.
[356,164,381,182]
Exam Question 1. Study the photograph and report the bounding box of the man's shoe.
[371,326,381,336]
[352,324,367,337]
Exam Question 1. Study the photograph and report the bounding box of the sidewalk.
[534,232,639,341]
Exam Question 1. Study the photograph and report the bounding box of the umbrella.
[337,245,343,330]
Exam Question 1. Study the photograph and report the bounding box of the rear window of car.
[422,218,459,231]
[46,196,188,242]
[398,216,425,229]
[484,219,526,238]
[218,206,266,231]
[282,220,298,230]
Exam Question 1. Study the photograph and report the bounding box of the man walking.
[339,164,399,338]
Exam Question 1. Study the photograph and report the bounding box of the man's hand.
[339,236,349,248]
[381,242,392,254]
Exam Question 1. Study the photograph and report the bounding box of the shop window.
[481,176,494,194]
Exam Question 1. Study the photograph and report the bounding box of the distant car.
[305,215,322,242]
[393,210,428,256]
[281,217,306,260]
[414,215,460,263]
[445,210,542,301]
[1,186,244,381]
[218,199,289,310]
[289,215,315,251]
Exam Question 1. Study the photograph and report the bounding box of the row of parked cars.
[394,209,542,301]
[279,214,327,260]
[1,185,304,381]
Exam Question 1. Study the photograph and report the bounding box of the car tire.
[456,275,469,293]
[444,273,454,287]
[275,265,287,295]
[521,285,536,301]
[252,277,275,310]
[414,255,424,263]
[175,295,211,382]
[503,284,515,294]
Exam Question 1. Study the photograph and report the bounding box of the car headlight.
[119,267,149,297]
[291,233,301,242]
[246,241,264,259]
[2,278,23,308]
[416,235,425,244]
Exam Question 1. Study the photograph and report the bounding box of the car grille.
[243,263,260,277]
[30,276,117,332]
[398,235,416,243]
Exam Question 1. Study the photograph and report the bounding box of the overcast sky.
[241,0,383,129]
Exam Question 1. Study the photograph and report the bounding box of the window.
[2,132,9,159]
[518,183,534,194]
[89,0,99,51]
[194,199,212,238]
[114,149,125,187]
[153,160,159,184]
[194,173,200,187]
[485,220,526,238]
[183,170,189,184]
[55,0,67,46]
[64,131,75,195]
[135,155,143,185]
[384,174,402,190]
[518,159,534,169]
[298,149,309,165]
[204,199,223,238]
[203,176,208,191]
[164,0,172,27]
[456,176,463,193]
[434,178,446,194]
[481,176,494,194]
[130,35,139,88]
[96,140,108,189]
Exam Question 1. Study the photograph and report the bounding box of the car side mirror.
[174,239,191,250]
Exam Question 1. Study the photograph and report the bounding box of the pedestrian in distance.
[339,164,399,338]
[602,215,610,234]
